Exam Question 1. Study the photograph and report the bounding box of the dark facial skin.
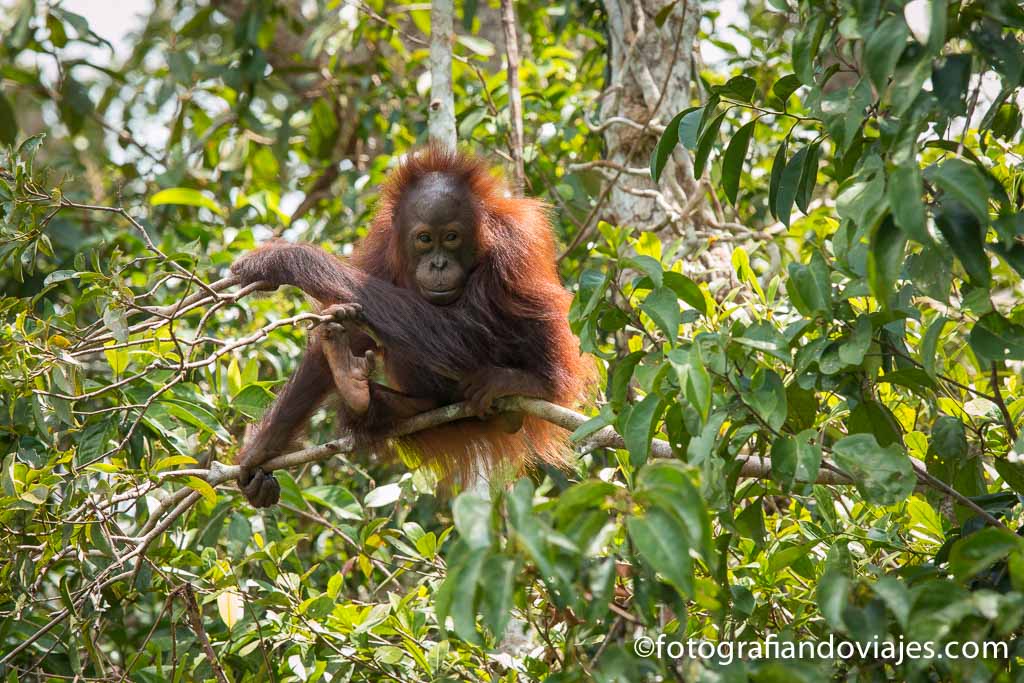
[396,173,478,305]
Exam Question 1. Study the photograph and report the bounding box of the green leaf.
[948,528,1022,581]
[990,241,1024,279]
[795,141,820,214]
[838,315,872,366]
[968,313,1024,363]
[364,483,401,508]
[831,434,916,505]
[868,216,908,307]
[184,476,218,505]
[921,316,949,379]
[864,15,909,91]
[669,345,710,423]
[678,106,705,151]
[609,351,644,410]
[651,106,700,182]
[836,158,887,230]
[453,492,492,549]
[663,271,707,315]
[775,145,807,226]
[768,138,789,220]
[160,399,230,442]
[721,120,755,205]
[819,78,872,151]
[930,416,967,461]
[635,460,712,564]
[654,0,678,27]
[746,369,787,432]
[716,75,757,102]
[927,159,990,225]
[793,13,826,84]
[625,255,664,289]
[102,305,129,344]
[59,75,94,134]
[994,459,1024,496]
[692,110,727,178]
[771,431,822,490]
[817,570,851,632]
[479,554,516,639]
[848,400,903,447]
[151,188,225,215]
[448,548,486,645]
[627,507,694,598]
[455,35,494,57]
[771,74,801,104]
[622,393,665,466]
[0,89,16,146]
[303,485,362,520]
[787,252,832,318]
[640,287,680,340]
[934,201,990,288]
[888,164,928,243]
[932,54,971,115]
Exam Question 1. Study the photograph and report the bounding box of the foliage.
[0,0,1023,681]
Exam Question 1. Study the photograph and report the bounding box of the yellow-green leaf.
[184,476,217,504]
[151,187,224,215]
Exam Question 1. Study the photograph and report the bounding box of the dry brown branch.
[500,0,525,192]
[182,584,230,683]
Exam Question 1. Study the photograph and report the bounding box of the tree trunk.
[596,0,702,233]
[429,0,457,150]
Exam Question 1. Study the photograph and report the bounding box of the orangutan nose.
[430,255,448,271]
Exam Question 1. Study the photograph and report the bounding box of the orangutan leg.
[319,304,374,417]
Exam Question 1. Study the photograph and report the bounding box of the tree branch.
[160,396,852,488]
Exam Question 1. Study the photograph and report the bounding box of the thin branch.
[160,397,852,487]
[182,584,230,683]
[500,0,525,192]
[991,362,1020,442]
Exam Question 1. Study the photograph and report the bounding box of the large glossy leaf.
[771,431,822,490]
[831,434,916,505]
[768,138,789,220]
[968,313,1024,362]
[721,120,756,205]
[775,145,807,226]
[887,164,929,243]
[453,492,492,549]
[795,141,820,213]
[868,216,908,306]
[865,15,909,91]
[927,159,990,224]
[692,110,728,178]
[934,201,990,287]
[640,287,680,340]
[622,393,665,466]
[627,507,694,597]
[948,528,1022,581]
[651,106,700,182]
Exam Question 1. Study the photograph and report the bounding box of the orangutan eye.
[417,233,432,244]
[444,232,459,242]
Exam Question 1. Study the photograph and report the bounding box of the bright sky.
[48,0,746,66]
[63,0,151,58]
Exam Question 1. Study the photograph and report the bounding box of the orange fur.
[353,145,596,485]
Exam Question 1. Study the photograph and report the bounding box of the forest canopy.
[1,0,1024,680]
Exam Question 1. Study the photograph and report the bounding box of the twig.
[500,0,526,192]
[991,362,1019,442]
[182,584,230,683]
[159,396,852,488]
